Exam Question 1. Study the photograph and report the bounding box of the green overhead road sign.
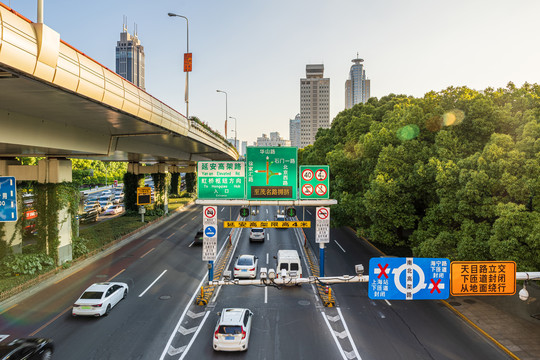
[197,161,246,199]
[300,165,329,199]
[246,147,297,200]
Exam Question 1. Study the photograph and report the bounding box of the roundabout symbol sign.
[368,257,450,300]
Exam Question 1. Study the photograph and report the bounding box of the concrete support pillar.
[0,158,73,265]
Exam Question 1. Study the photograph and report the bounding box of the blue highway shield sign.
[368,257,450,300]
[0,176,17,222]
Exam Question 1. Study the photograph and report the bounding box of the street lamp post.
[229,116,237,150]
[216,90,228,138]
[168,12,190,119]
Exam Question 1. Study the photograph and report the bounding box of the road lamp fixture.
[216,90,228,138]
[229,116,237,150]
[168,12,190,119]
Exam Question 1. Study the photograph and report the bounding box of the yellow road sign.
[224,221,311,228]
[137,187,152,205]
[450,261,516,296]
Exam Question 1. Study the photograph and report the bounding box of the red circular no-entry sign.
[204,206,216,218]
[317,207,329,220]
[302,184,314,196]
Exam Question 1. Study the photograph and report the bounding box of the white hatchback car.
[249,228,265,242]
[233,255,258,279]
[72,282,128,317]
[213,308,253,351]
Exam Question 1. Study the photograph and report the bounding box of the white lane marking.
[265,286,268,304]
[335,330,348,339]
[266,253,269,264]
[139,270,167,297]
[337,307,362,360]
[385,299,392,306]
[377,311,386,319]
[220,207,224,212]
[187,310,205,319]
[267,233,270,241]
[178,325,198,335]
[188,241,194,248]
[266,209,268,214]
[0,335,9,343]
[334,240,346,253]
[321,311,348,360]
[179,312,210,360]
[168,345,186,356]
[327,315,340,322]
[306,209,312,215]
[166,232,175,239]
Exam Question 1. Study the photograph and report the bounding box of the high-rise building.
[115,21,145,90]
[345,55,370,109]
[255,132,291,147]
[289,113,301,148]
[300,64,330,147]
[241,141,247,157]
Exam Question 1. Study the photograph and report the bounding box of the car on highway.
[233,255,258,279]
[213,308,253,351]
[102,205,124,216]
[192,228,204,246]
[249,228,265,242]
[72,282,129,317]
[98,199,113,212]
[0,338,54,360]
[276,214,286,222]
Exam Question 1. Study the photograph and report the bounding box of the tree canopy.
[301,83,540,271]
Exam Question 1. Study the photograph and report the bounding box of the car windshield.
[237,257,253,266]
[80,291,103,300]
[218,326,242,335]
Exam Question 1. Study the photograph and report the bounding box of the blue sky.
[7,0,540,144]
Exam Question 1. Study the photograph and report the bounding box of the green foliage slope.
[301,83,540,270]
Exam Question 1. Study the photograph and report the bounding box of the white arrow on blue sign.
[0,176,17,222]
[368,257,450,300]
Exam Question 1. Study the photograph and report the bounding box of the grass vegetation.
[0,195,194,296]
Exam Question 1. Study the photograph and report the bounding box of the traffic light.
[286,207,296,218]
[240,207,250,218]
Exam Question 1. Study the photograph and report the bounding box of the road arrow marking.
[0,335,9,343]
[187,310,205,319]
[345,350,357,359]
[168,345,186,356]
[326,315,340,322]
[334,330,348,339]
[178,325,198,335]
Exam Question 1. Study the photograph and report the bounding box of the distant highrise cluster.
[300,64,330,147]
[289,113,301,148]
[345,55,370,109]
[115,20,145,90]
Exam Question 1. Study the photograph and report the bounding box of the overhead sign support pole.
[316,207,330,277]
[203,206,218,281]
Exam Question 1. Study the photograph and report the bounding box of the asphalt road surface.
[0,205,512,360]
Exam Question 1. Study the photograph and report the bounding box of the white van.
[274,250,302,280]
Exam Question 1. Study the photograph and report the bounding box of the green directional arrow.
[239,207,250,218]
[286,207,296,218]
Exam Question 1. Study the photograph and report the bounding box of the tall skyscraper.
[300,64,330,147]
[345,55,370,109]
[115,21,145,90]
[289,113,301,148]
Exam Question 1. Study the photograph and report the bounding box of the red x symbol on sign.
[430,279,441,294]
[377,264,389,279]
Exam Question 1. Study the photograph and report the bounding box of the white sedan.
[72,282,128,317]
[102,205,123,216]
[233,255,258,279]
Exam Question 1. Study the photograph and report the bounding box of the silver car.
[249,228,265,242]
